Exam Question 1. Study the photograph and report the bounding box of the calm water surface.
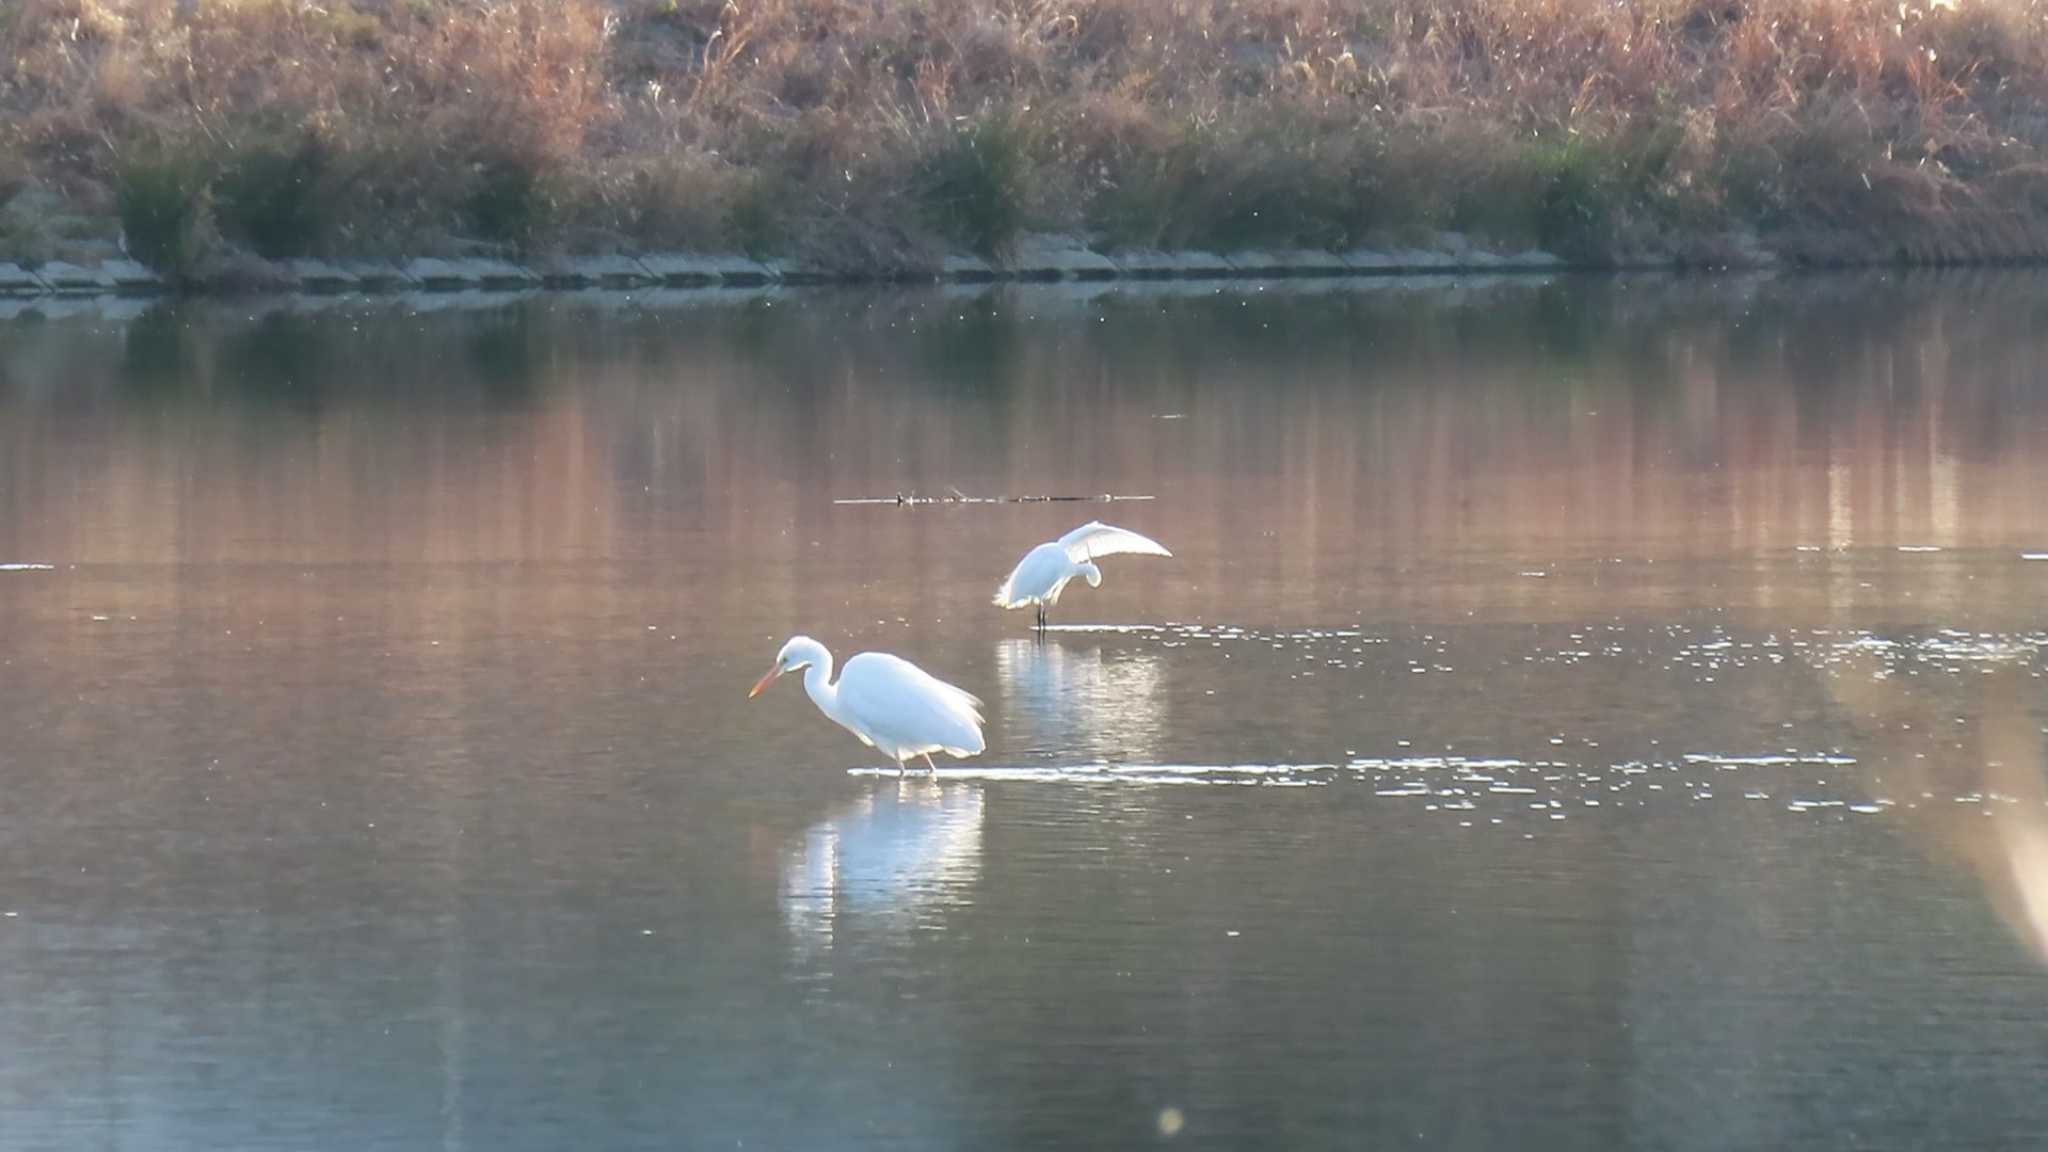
[2,274,2047,1150]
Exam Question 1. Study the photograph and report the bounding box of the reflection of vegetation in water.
[42,271,2048,424]
[118,303,194,394]
[7,272,2045,577]
[218,313,340,415]
[461,312,543,406]
[107,301,555,413]
[907,294,1021,400]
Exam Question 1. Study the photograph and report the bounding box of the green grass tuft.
[214,131,336,259]
[918,112,1033,259]
[115,148,213,276]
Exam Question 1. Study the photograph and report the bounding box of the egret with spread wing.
[992,521,1173,629]
[749,636,986,774]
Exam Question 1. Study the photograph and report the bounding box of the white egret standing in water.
[749,636,986,774]
[993,521,1173,629]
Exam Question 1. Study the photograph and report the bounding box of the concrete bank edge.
[0,234,1600,299]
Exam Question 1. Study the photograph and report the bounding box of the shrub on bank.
[214,131,337,259]
[115,147,212,277]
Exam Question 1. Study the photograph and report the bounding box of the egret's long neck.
[799,644,841,719]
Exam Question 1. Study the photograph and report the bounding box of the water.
[2,273,2047,1150]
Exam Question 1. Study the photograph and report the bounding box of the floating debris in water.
[834,492,1155,506]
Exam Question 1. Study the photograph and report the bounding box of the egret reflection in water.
[779,783,985,958]
[993,638,1167,763]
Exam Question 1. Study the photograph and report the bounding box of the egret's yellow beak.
[748,665,783,698]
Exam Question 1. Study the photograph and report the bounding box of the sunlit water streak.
[913,622,2048,851]
[838,749,2040,833]
[846,763,1336,786]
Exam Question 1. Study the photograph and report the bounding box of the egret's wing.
[1058,521,1173,563]
[838,653,987,756]
[992,554,1027,607]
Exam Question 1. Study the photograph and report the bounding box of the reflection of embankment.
[1828,658,2048,965]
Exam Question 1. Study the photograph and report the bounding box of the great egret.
[749,636,986,774]
[992,521,1173,629]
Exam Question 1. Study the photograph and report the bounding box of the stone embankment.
[0,234,1572,300]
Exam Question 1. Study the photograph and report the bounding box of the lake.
[2,273,2046,1150]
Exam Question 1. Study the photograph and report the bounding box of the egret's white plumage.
[750,636,985,772]
[993,521,1172,627]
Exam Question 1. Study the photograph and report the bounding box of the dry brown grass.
[2,0,2046,272]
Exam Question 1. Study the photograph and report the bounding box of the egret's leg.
[921,753,938,776]
[895,756,908,778]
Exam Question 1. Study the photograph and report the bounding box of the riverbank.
[6,0,2048,282]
